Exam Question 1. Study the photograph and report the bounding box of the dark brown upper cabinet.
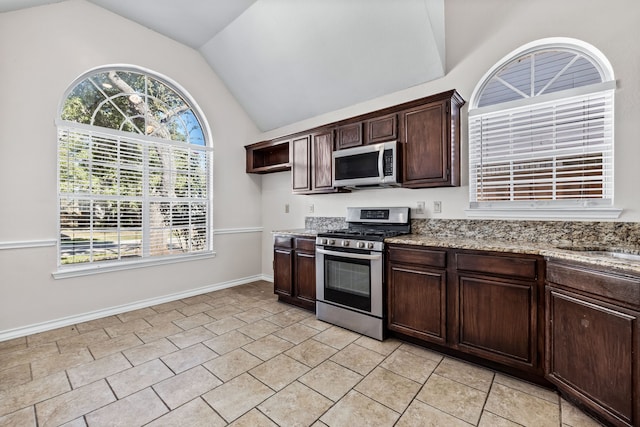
[335,122,363,149]
[365,113,397,145]
[291,128,339,194]
[245,139,290,174]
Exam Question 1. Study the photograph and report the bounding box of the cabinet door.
[311,130,334,191]
[291,135,311,192]
[388,263,447,344]
[366,114,397,144]
[336,123,363,149]
[400,100,450,187]
[295,251,316,305]
[455,275,537,370]
[547,288,638,426]
[273,248,293,296]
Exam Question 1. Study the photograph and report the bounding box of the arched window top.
[59,65,209,146]
[470,38,615,110]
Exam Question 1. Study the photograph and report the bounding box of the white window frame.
[466,38,621,219]
[54,65,214,278]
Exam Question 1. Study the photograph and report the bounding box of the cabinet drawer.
[295,238,316,252]
[456,253,537,280]
[274,236,293,249]
[388,246,446,268]
[547,261,640,309]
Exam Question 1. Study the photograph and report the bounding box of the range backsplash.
[305,217,640,247]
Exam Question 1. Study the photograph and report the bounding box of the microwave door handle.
[378,146,384,179]
[316,248,382,261]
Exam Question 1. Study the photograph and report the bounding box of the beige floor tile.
[88,333,143,359]
[299,360,363,402]
[202,348,262,382]
[485,382,560,427]
[561,399,604,427]
[85,387,168,426]
[242,334,294,361]
[311,421,329,427]
[258,381,333,427]
[284,338,338,368]
[249,354,310,391]
[258,301,291,315]
[0,363,32,392]
[177,302,214,317]
[234,307,272,323]
[134,322,183,343]
[116,307,157,323]
[416,373,487,425]
[355,367,421,413]
[173,313,215,330]
[379,347,439,384]
[59,417,86,426]
[396,399,473,427]
[398,342,445,363]
[312,326,359,349]
[330,343,385,376]
[274,323,321,345]
[26,326,79,346]
[153,365,221,409]
[31,348,94,378]
[0,336,27,354]
[203,316,248,335]
[144,309,186,326]
[0,343,59,371]
[161,343,218,374]
[107,359,174,398]
[203,330,253,354]
[202,373,274,422]
[104,318,152,338]
[146,397,226,427]
[267,308,312,327]
[75,315,123,334]
[0,371,70,417]
[237,319,282,340]
[434,357,494,392]
[495,373,558,404]
[56,329,110,354]
[0,406,36,427]
[478,410,522,427]
[205,304,245,319]
[35,379,115,427]
[354,336,402,356]
[167,326,215,349]
[299,316,333,331]
[122,337,179,366]
[320,390,399,427]
[228,408,278,427]
[181,294,214,306]
[67,352,132,389]
[151,300,188,313]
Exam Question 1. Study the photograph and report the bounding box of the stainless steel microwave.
[332,141,399,188]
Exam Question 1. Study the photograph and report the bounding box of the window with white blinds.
[57,66,212,268]
[468,39,617,217]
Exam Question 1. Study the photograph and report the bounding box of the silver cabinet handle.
[316,247,382,261]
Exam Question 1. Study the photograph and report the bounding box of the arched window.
[57,65,213,270]
[468,38,619,218]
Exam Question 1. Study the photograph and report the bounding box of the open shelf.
[245,139,291,174]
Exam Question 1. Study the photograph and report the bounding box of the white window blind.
[468,40,616,215]
[58,126,212,265]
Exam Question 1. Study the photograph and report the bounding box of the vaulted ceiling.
[0,0,445,131]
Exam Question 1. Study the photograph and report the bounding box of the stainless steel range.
[315,207,411,340]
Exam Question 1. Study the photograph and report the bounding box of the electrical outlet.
[308,203,315,213]
[416,201,425,215]
[284,204,289,213]
[433,201,442,213]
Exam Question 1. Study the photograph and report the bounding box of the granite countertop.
[273,229,640,275]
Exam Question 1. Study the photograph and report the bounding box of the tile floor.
[0,281,604,427]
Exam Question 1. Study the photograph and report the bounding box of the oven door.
[316,246,383,317]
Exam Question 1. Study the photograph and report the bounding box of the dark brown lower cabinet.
[546,261,640,427]
[273,236,316,311]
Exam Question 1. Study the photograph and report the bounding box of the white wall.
[259,0,640,275]
[0,0,264,336]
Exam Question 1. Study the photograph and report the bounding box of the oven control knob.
[328,239,335,245]
[321,238,328,245]
[342,240,350,247]
[367,242,375,249]
[357,241,365,249]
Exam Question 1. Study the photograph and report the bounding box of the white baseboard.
[0,274,272,342]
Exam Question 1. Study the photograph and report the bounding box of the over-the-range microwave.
[332,140,399,188]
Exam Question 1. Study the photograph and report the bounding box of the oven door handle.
[316,247,382,261]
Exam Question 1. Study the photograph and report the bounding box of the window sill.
[464,207,623,220]
[52,251,216,279]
